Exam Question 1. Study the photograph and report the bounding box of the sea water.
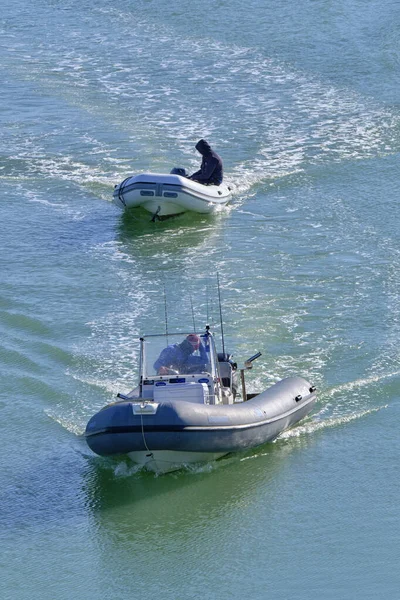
[1,0,399,598]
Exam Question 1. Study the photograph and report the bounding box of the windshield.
[141,332,215,378]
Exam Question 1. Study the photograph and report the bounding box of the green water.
[1,0,399,597]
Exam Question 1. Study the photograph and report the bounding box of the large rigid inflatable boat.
[85,327,317,473]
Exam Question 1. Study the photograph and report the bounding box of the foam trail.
[325,370,400,398]
[279,405,387,440]
[2,4,398,197]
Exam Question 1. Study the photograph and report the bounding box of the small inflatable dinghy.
[113,169,233,218]
[85,327,317,473]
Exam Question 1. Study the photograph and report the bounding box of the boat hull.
[85,376,317,473]
[113,173,232,216]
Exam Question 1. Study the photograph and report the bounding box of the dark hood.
[195,139,212,156]
[179,339,195,355]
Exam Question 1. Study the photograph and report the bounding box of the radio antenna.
[206,281,210,324]
[163,281,169,343]
[217,272,226,355]
[189,293,196,332]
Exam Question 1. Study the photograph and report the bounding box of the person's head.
[187,333,201,350]
[180,334,201,354]
[195,139,212,155]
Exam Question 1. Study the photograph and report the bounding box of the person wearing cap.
[189,139,223,185]
[154,334,208,375]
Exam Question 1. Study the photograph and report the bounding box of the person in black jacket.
[189,139,223,185]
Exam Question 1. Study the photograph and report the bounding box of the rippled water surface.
[1,0,399,598]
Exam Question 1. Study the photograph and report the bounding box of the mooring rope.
[140,408,153,457]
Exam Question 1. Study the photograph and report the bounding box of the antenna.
[206,281,210,325]
[189,293,196,332]
[163,281,169,343]
[216,272,226,355]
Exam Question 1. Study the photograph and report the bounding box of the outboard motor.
[170,167,187,176]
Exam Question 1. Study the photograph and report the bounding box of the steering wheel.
[185,363,208,374]
[157,367,179,376]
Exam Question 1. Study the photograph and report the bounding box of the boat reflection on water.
[81,426,318,539]
[117,205,226,249]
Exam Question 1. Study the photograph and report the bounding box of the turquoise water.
[1,0,399,598]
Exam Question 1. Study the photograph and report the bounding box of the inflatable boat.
[113,170,233,218]
[85,327,317,473]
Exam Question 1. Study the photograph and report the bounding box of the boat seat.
[217,356,238,399]
[219,362,233,388]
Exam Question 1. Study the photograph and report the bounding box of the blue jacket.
[154,340,208,374]
[190,139,223,185]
